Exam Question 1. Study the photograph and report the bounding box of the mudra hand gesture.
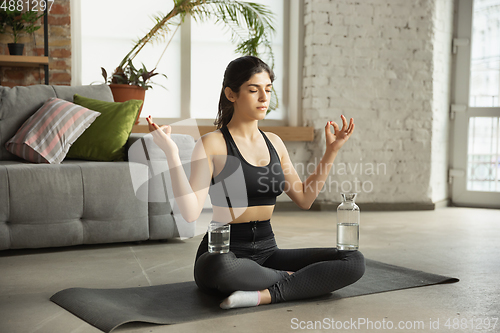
[325,115,355,152]
[146,115,178,155]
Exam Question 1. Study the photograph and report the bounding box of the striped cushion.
[5,98,101,164]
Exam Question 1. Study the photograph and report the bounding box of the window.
[451,0,500,207]
[467,117,500,191]
[190,0,284,121]
[469,0,500,107]
[72,0,300,125]
[466,0,500,192]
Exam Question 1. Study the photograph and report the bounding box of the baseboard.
[206,200,451,213]
[433,199,451,209]
[274,201,440,212]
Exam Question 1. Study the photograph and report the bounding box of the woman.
[146,56,365,310]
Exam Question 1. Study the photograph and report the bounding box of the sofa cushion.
[65,94,142,162]
[52,84,115,103]
[0,85,56,161]
[0,84,114,161]
[5,98,101,164]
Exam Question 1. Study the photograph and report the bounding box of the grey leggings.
[194,220,365,303]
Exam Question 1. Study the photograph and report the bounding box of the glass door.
[451,0,500,208]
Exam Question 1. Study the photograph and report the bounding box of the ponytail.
[215,88,234,129]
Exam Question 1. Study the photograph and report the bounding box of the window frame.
[450,0,500,208]
[71,0,304,127]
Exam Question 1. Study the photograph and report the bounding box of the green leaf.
[101,67,108,82]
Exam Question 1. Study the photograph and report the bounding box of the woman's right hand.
[146,115,179,156]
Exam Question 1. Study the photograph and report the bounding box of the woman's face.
[226,71,272,121]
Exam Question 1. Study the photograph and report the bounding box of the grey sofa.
[0,84,196,250]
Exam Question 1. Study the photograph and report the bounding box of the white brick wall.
[284,0,454,206]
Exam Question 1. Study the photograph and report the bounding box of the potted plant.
[0,9,44,55]
[102,0,277,121]
[101,60,167,124]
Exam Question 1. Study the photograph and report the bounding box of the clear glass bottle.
[208,221,231,253]
[336,193,360,250]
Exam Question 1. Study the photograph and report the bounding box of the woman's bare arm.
[270,115,355,209]
[147,116,212,222]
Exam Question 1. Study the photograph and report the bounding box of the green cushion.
[66,94,143,161]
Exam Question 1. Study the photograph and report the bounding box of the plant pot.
[8,43,24,56]
[109,84,146,125]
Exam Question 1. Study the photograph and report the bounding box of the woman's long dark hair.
[214,56,275,129]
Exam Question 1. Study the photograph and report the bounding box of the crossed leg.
[194,251,290,295]
[194,247,365,308]
[262,247,365,303]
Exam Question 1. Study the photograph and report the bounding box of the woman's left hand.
[325,115,355,152]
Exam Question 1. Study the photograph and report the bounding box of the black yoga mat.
[50,259,458,333]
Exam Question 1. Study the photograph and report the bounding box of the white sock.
[220,290,261,309]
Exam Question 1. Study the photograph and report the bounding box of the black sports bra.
[209,126,285,208]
